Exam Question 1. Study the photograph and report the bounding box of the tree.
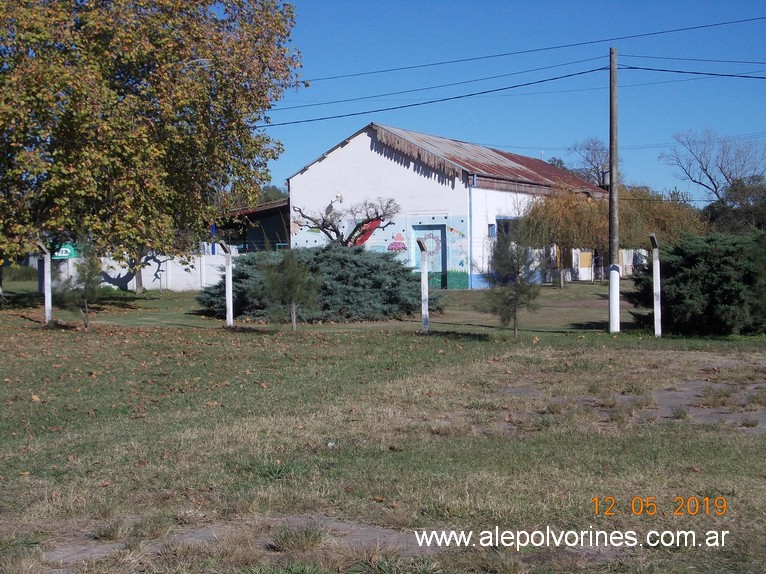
[702,176,766,234]
[628,232,765,335]
[259,185,289,204]
[55,239,105,332]
[1,1,302,293]
[525,186,706,284]
[659,128,766,201]
[619,186,707,247]
[569,137,624,188]
[293,197,400,246]
[547,157,570,172]
[260,249,317,332]
[524,187,607,287]
[477,222,546,336]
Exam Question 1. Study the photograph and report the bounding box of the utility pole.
[608,47,620,333]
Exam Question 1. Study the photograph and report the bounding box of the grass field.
[1,280,765,573]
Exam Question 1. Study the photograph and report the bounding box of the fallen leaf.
[98,480,111,487]
[373,495,384,503]
[67,454,78,463]
[31,394,41,403]
[19,471,30,476]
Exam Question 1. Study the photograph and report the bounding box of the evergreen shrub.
[196,244,442,322]
[628,232,765,335]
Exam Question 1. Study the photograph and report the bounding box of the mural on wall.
[387,232,407,253]
[447,225,469,287]
[351,218,382,246]
[291,212,470,289]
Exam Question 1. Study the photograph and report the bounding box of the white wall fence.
[51,244,235,292]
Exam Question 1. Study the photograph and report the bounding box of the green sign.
[52,243,80,259]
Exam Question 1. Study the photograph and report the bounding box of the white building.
[288,123,606,288]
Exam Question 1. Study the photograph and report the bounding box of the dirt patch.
[35,515,435,573]
[499,379,766,435]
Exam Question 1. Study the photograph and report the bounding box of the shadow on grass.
[413,330,493,342]
[0,290,42,310]
[568,319,642,332]
[569,320,610,331]
[222,324,273,335]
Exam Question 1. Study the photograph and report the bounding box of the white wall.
[468,187,535,277]
[54,245,234,292]
[289,126,468,250]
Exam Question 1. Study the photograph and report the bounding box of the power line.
[622,54,766,65]
[272,57,603,112]
[477,132,766,154]
[306,16,766,82]
[620,65,766,80]
[259,67,606,128]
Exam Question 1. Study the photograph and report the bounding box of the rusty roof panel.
[373,124,605,196]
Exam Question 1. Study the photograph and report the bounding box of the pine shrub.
[628,232,765,335]
[196,244,442,322]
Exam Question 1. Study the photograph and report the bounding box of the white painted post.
[416,239,429,333]
[609,264,620,333]
[36,242,52,325]
[650,234,661,338]
[220,242,233,328]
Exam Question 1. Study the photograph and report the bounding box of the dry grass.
[1,283,765,573]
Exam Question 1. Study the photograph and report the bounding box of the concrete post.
[650,234,661,338]
[416,239,429,333]
[220,242,233,328]
[36,243,52,325]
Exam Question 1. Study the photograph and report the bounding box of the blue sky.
[263,1,766,205]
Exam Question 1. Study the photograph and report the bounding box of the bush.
[628,232,765,335]
[2,265,38,282]
[197,244,442,322]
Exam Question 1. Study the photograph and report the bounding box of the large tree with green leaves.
[1,1,302,292]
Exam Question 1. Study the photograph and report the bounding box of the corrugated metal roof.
[372,123,605,195]
[229,198,289,218]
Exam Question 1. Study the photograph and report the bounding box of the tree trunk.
[79,300,90,332]
[134,268,144,295]
[290,301,297,332]
[513,307,519,338]
[131,247,148,295]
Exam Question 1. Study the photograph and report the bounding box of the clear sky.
[263,1,766,205]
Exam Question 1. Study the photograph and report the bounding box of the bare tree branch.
[293,197,401,246]
[660,128,766,200]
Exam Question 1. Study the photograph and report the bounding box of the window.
[496,218,520,237]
